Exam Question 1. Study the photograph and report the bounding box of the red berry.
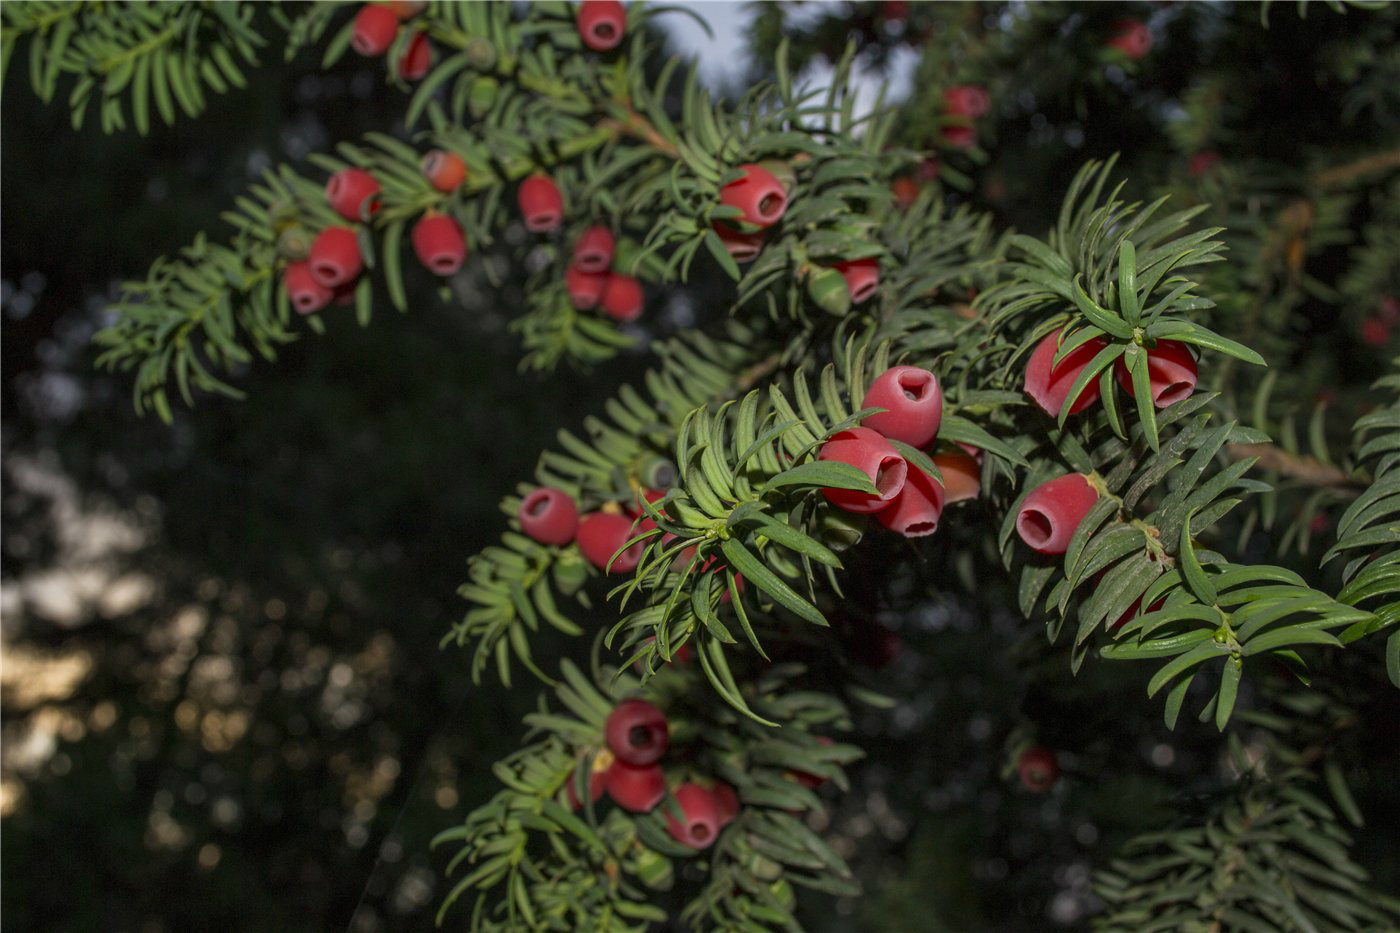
[882,0,910,23]
[818,427,908,514]
[577,512,644,573]
[325,168,381,223]
[606,760,665,813]
[714,222,764,263]
[862,365,943,448]
[604,699,669,766]
[932,450,980,504]
[941,124,977,150]
[411,212,467,276]
[600,273,643,322]
[1114,340,1198,408]
[1016,473,1099,556]
[421,150,467,192]
[1188,151,1220,177]
[666,783,722,850]
[1107,20,1152,60]
[308,227,363,288]
[518,174,564,233]
[892,177,921,209]
[566,264,607,310]
[573,226,615,274]
[565,766,607,809]
[1018,746,1059,793]
[719,163,788,230]
[710,782,739,826]
[836,258,880,305]
[577,0,626,52]
[397,32,432,80]
[1361,317,1392,347]
[877,461,945,537]
[351,4,399,57]
[943,84,989,118]
[518,487,579,546]
[917,157,940,181]
[284,261,333,315]
[1024,328,1110,417]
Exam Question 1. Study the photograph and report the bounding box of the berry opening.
[577,249,608,271]
[899,373,930,401]
[851,280,877,302]
[592,23,616,40]
[628,725,653,749]
[874,457,907,498]
[757,192,785,220]
[527,211,561,231]
[691,824,711,841]
[1017,510,1053,547]
[432,255,457,273]
[904,520,936,536]
[313,262,339,280]
[731,243,759,261]
[1156,381,1193,405]
[526,494,551,518]
[294,295,316,311]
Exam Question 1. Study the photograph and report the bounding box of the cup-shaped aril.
[862,365,943,448]
[566,265,607,311]
[719,163,788,230]
[666,783,722,850]
[714,222,763,263]
[1107,20,1152,59]
[1016,473,1099,555]
[932,450,980,503]
[397,32,432,80]
[1024,328,1110,417]
[600,273,643,322]
[351,4,399,56]
[518,487,579,546]
[892,177,921,210]
[326,168,381,223]
[577,512,644,573]
[577,0,626,52]
[573,225,615,274]
[836,258,880,305]
[518,174,564,232]
[818,427,908,514]
[421,149,466,192]
[606,760,665,813]
[1114,340,1198,408]
[943,84,990,118]
[877,462,945,537]
[308,227,364,288]
[710,781,740,826]
[604,699,669,767]
[284,262,333,315]
[1018,746,1059,793]
[411,212,467,276]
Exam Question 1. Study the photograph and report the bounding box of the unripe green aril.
[468,76,499,119]
[277,226,313,261]
[807,266,851,316]
[465,36,497,70]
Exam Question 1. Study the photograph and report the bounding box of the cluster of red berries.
[351,2,432,80]
[566,225,644,322]
[818,366,981,538]
[1025,328,1200,419]
[571,699,739,851]
[941,83,990,151]
[282,155,474,313]
[518,487,655,573]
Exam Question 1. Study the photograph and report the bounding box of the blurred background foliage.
[2,2,1397,932]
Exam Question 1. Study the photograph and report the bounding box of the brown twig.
[1225,442,1360,491]
[1311,148,1400,191]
